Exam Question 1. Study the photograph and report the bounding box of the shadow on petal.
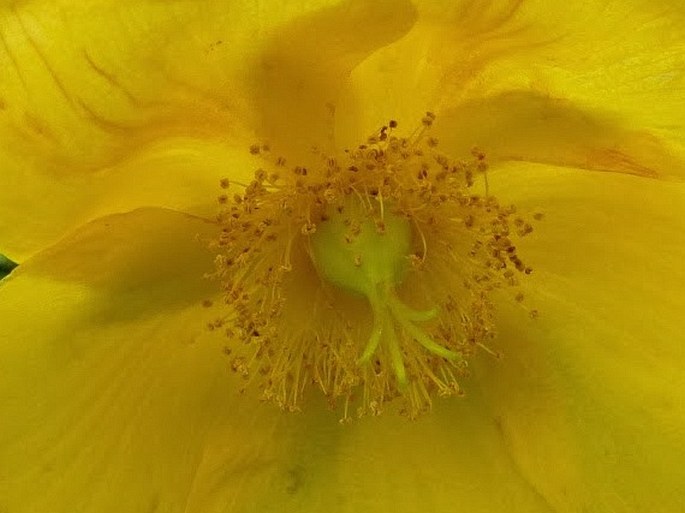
[252,0,417,162]
[434,91,685,180]
[0,207,305,513]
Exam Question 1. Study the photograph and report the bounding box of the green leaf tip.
[0,253,18,280]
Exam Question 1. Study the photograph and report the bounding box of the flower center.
[310,202,461,386]
[208,115,538,420]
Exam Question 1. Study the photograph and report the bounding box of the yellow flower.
[1,1,685,512]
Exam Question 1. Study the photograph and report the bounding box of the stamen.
[208,117,539,420]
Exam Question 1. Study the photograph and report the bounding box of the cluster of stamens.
[207,115,537,420]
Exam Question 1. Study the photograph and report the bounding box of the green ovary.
[310,204,461,385]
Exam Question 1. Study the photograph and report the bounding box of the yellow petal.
[0,0,252,259]
[1,207,557,513]
[475,163,685,512]
[252,0,417,162]
[0,208,282,512]
[433,91,685,179]
[4,166,681,513]
[1,139,258,261]
[0,0,417,260]
[337,0,685,178]
[187,399,558,513]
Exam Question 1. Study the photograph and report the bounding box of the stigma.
[208,115,536,420]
